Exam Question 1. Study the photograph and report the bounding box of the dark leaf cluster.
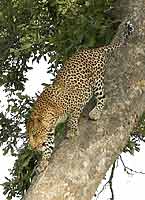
[0,93,34,155]
[0,0,118,156]
[1,145,41,200]
[124,112,145,155]
[1,121,66,200]
[0,0,131,199]
[0,0,118,92]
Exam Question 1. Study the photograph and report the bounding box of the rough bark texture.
[24,0,145,199]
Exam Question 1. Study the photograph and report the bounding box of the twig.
[108,162,115,200]
[119,155,145,175]
[95,161,116,200]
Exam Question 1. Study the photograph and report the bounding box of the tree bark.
[24,0,145,199]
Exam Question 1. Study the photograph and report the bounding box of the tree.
[0,0,145,199]
[23,0,145,199]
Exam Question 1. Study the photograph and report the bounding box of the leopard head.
[26,111,56,151]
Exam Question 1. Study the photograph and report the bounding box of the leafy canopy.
[0,0,118,198]
[0,0,145,199]
[0,0,117,155]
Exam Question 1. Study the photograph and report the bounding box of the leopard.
[26,21,134,171]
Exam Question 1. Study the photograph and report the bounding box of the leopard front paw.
[36,159,49,174]
[89,108,102,121]
[67,128,79,138]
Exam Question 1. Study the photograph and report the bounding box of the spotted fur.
[26,21,134,170]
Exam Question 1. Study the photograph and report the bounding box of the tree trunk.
[24,0,145,199]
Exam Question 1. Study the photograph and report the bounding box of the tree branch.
[109,162,115,200]
[24,0,145,199]
[119,155,145,175]
[95,161,116,200]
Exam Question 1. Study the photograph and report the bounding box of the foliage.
[135,112,145,136]
[1,0,144,199]
[0,0,118,156]
[0,93,34,154]
[124,112,145,155]
[0,0,118,92]
[1,145,41,200]
[1,121,66,200]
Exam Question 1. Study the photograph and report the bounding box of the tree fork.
[24,0,145,199]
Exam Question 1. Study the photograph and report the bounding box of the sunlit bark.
[24,0,145,199]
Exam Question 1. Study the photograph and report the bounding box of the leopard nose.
[30,141,39,150]
[37,142,45,151]
[31,144,37,150]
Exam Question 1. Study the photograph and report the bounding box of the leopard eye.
[42,142,46,147]
[49,128,53,132]
[37,118,41,123]
[49,127,54,133]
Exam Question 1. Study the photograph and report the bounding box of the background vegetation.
[0,0,144,199]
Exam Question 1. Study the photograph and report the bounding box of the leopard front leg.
[89,79,105,120]
[37,132,55,173]
[66,112,80,138]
